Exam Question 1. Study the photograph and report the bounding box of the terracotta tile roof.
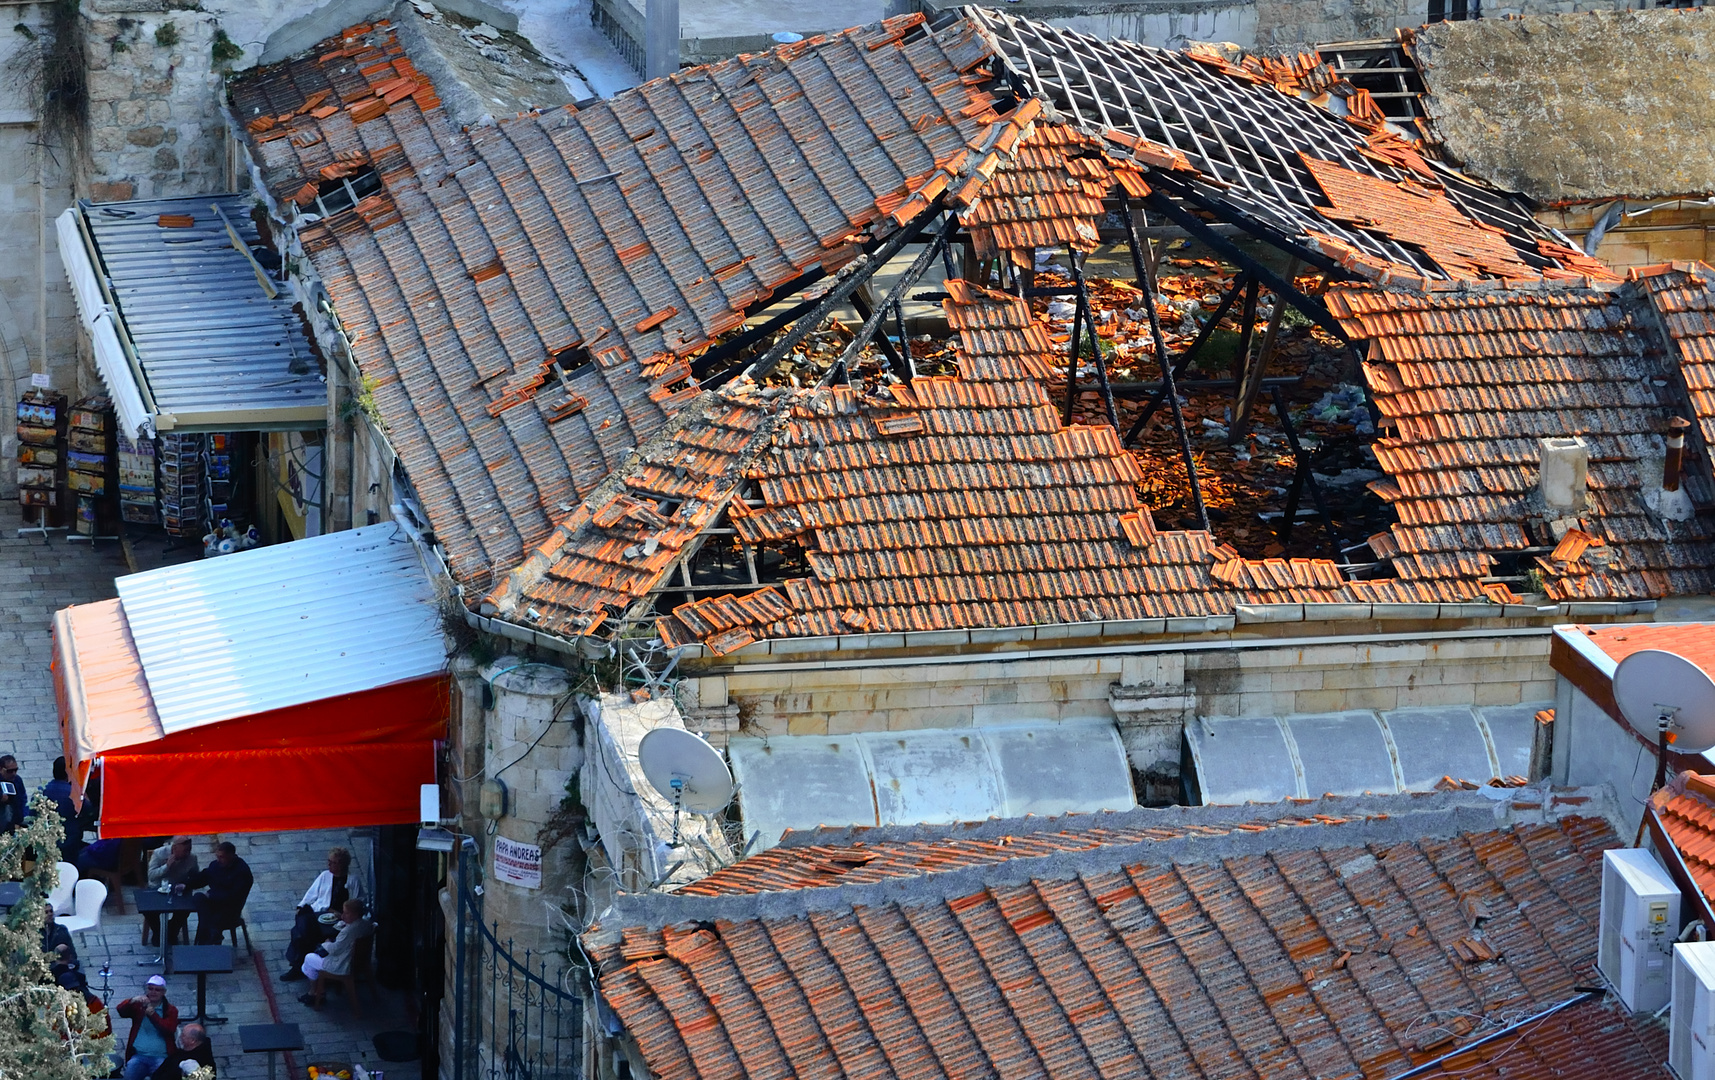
[479,392,776,638]
[1652,773,1715,903]
[1639,263,1715,466]
[230,12,1021,589]
[1329,281,1715,602]
[1576,621,1715,673]
[589,811,1649,1080]
[486,282,1379,647]
[961,124,1148,267]
[678,810,1400,896]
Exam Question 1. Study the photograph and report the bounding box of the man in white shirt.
[281,847,363,982]
[297,899,375,1014]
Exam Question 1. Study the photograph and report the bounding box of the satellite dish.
[638,728,734,814]
[1613,648,1715,755]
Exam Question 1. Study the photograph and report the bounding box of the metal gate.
[453,860,584,1080]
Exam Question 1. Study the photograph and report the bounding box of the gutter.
[694,624,1562,676]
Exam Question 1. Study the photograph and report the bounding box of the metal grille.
[454,870,584,1080]
[967,9,1560,281]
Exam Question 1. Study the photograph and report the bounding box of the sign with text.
[29,373,49,388]
[493,836,542,889]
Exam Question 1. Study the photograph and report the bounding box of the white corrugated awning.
[113,522,447,734]
[1186,703,1547,804]
[728,719,1137,850]
[55,195,326,436]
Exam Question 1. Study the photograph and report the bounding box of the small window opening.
[1427,0,1477,20]
[314,168,383,216]
[554,345,594,379]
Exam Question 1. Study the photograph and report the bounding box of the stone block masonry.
[684,631,1556,799]
[82,1,234,201]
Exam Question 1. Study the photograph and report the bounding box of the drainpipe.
[1661,416,1694,522]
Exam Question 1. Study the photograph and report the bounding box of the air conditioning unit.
[1599,848,1680,1012]
[1671,941,1715,1080]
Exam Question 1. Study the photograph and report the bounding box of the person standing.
[0,755,25,832]
[40,757,83,861]
[185,842,253,946]
[115,976,178,1080]
[283,847,363,981]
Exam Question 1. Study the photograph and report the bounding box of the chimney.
[1539,437,1589,518]
[1660,416,1694,522]
[645,0,680,79]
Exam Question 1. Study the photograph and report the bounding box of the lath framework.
[966,8,1563,283]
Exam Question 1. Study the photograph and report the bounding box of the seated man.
[115,976,177,1080]
[283,846,363,981]
[42,902,75,962]
[297,899,374,1011]
[150,1022,214,1079]
[185,842,253,946]
[145,836,196,948]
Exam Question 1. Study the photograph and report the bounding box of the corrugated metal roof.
[78,194,326,431]
[113,522,446,734]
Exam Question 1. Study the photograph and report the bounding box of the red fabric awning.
[53,599,449,838]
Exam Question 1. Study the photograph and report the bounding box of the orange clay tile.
[590,811,1664,1080]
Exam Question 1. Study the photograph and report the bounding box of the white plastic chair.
[55,879,107,957]
[47,862,77,916]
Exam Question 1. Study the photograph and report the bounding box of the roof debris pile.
[585,798,1664,1080]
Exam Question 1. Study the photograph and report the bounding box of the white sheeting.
[728,719,1137,850]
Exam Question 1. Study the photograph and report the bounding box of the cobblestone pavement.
[0,502,424,1080]
[0,500,128,780]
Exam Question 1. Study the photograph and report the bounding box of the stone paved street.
[0,501,424,1080]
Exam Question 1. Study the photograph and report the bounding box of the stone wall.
[0,3,81,453]
[680,631,1556,802]
[1539,202,1715,272]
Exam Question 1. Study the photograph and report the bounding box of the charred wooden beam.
[1123,269,1253,442]
[718,202,944,388]
[1122,200,1207,532]
[832,212,957,381]
[1269,383,1341,558]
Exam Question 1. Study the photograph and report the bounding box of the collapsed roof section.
[965,8,1586,286]
[482,283,1373,648]
[229,9,1022,588]
[585,795,1661,1080]
[1331,266,1715,603]
[229,6,1611,600]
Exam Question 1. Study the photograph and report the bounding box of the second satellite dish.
[1613,648,1715,755]
[638,727,735,813]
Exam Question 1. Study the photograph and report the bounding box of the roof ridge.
[595,787,1615,929]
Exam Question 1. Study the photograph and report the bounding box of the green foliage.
[1190,327,1242,373]
[153,22,178,49]
[339,374,383,430]
[0,798,115,1079]
[3,1,85,152]
[210,27,241,66]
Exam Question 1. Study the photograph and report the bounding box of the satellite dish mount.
[1612,648,1715,804]
[637,728,735,852]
